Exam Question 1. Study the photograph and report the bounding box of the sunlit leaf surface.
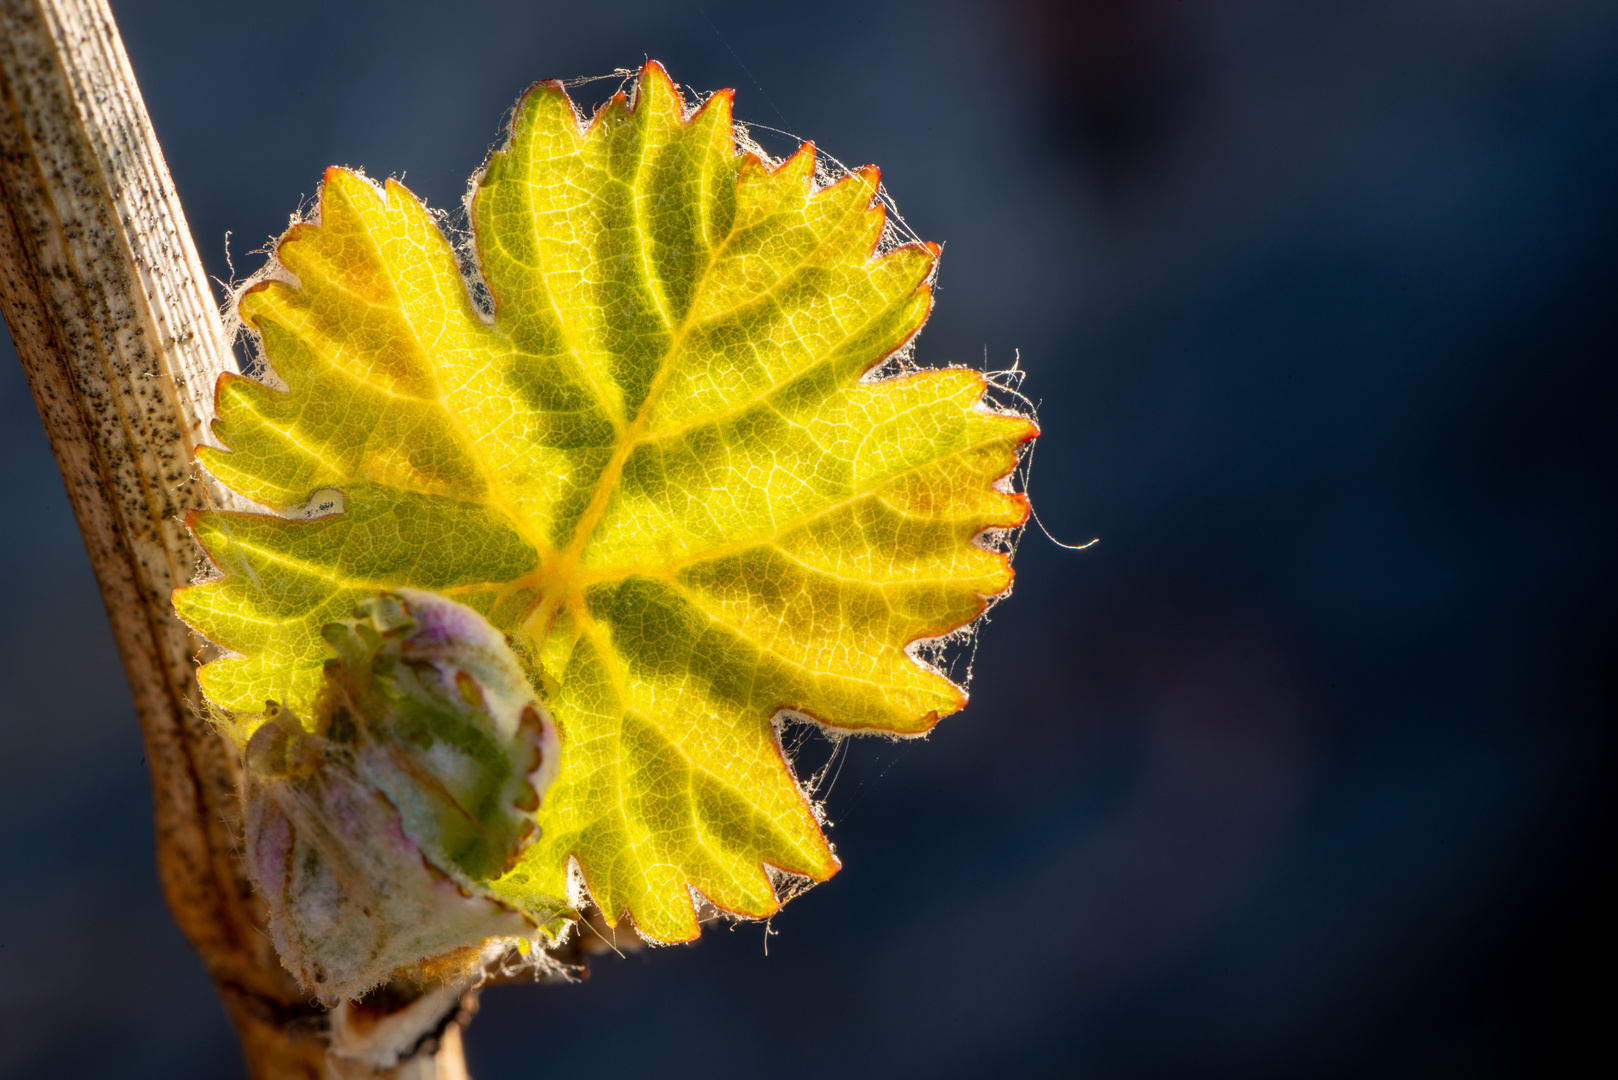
[176,62,1034,942]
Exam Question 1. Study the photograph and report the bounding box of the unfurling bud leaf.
[242,589,562,1000]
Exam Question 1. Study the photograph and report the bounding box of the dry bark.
[0,0,474,1074]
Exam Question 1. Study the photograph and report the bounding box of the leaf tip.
[636,58,678,97]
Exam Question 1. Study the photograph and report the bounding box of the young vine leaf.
[176,62,1035,944]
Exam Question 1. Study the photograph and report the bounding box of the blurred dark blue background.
[3,1,1613,1076]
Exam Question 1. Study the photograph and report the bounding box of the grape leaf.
[176,62,1035,943]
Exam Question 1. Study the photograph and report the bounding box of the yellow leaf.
[176,62,1035,942]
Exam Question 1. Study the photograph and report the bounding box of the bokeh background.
[3,1,1613,1076]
